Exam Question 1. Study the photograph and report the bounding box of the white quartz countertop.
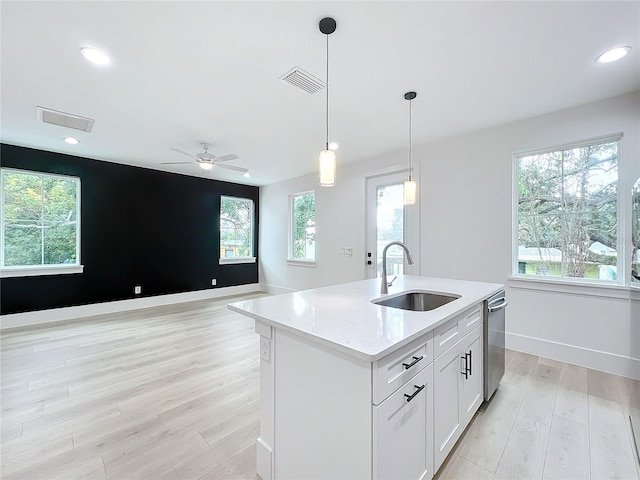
[228,275,504,361]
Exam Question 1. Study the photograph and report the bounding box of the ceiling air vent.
[36,106,95,132]
[279,66,325,94]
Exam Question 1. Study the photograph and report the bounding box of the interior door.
[366,171,419,279]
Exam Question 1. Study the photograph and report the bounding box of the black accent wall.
[0,144,259,315]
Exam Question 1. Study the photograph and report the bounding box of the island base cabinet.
[434,325,483,471]
[374,364,434,480]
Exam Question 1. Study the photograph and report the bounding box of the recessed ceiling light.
[595,46,631,63]
[199,162,213,170]
[329,142,339,150]
[243,172,251,178]
[80,47,110,65]
[64,137,79,145]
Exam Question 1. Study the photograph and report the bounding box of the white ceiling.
[1,1,638,186]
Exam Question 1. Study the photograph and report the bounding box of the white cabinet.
[374,332,433,405]
[374,364,434,480]
[434,325,483,470]
[251,300,486,480]
[460,326,483,426]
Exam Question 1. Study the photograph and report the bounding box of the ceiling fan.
[163,143,247,173]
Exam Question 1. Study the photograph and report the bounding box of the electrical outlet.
[211,279,217,286]
[134,285,142,294]
[260,336,271,362]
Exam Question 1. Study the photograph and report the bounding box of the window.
[219,196,255,264]
[1,168,81,277]
[289,191,316,263]
[515,135,620,282]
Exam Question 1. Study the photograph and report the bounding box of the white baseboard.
[1,283,263,330]
[506,332,640,380]
[260,283,296,295]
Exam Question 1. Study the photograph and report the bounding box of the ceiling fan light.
[319,149,336,187]
[199,162,213,170]
[404,179,417,205]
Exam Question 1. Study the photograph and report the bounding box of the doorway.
[365,171,419,279]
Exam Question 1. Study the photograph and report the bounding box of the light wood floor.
[1,293,639,480]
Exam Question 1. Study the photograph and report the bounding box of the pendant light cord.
[408,98,413,181]
[325,33,329,151]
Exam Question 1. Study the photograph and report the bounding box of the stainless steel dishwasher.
[484,290,507,401]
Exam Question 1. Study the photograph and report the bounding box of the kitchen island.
[228,275,503,480]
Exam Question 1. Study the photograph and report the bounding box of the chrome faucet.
[380,241,414,294]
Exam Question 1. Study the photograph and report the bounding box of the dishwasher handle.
[488,297,508,312]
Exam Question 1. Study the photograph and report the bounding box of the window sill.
[507,274,638,300]
[219,257,256,265]
[287,259,317,268]
[0,264,84,278]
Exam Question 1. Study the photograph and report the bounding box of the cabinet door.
[433,345,463,470]
[460,326,483,427]
[374,364,434,480]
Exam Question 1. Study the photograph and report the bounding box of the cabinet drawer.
[374,332,433,405]
[374,363,434,480]
[460,306,482,337]
[433,316,462,357]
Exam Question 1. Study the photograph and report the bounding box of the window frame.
[218,195,256,265]
[0,168,83,278]
[287,190,316,266]
[512,133,626,286]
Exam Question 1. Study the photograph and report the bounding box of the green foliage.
[220,197,253,257]
[517,141,618,278]
[2,170,78,267]
[292,193,315,259]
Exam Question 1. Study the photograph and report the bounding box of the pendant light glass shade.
[319,149,336,187]
[403,91,417,206]
[403,179,417,205]
[318,17,337,187]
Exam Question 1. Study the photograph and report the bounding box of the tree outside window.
[516,137,619,281]
[1,169,80,269]
[290,192,315,261]
[220,196,253,259]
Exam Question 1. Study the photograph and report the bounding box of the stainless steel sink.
[373,291,460,312]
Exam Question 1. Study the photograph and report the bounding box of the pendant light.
[318,17,337,187]
[403,91,417,205]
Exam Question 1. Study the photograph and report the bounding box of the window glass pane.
[376,183,404,276]
[43,223,77,265]
[43,176,77,223]
[4,225,42,266]
[517,139,618,282]
[3,172,43,223]
[220,196,253,258]
[292,193,315,260]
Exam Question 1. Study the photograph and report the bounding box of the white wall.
[260,91,640,378]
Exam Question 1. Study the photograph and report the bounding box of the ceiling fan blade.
[213,154,239,162]
[215,163,248,173]
[160,161,193,165]
[170,148,196,159]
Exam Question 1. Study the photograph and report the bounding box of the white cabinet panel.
[374,332,433,405]
[460,326,483,426]
[433,316,462,357]
[434,343,462,468]
[434,323,484,472]
[460,306,482,336]
[375,364,434,480]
